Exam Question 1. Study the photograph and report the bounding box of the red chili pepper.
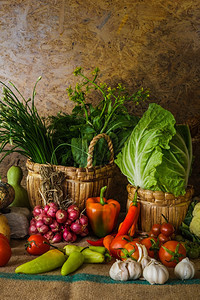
[115,187,139,238]
[86,237,104,246]
[128,202,141,236]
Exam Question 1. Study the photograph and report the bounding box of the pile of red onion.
[29,202,89,243]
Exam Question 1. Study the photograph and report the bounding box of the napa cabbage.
[115,103,192,196]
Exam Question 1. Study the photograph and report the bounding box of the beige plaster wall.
[0,0,199,206]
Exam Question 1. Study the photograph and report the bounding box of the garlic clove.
[136,243,144,262]
[174,257,196,280]
[140,256,152,270]
[126,258,142,280]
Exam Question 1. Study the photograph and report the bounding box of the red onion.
[44,231,54,241]
[47,204,59,218]
[56,209,68,224]
[79,214,88,226]
[49,202,59,210]
[33,205,43,217]
[70,220,83,234]
[51,232,62,243]
[50,219,60,232]
[36,219,44,229]
[35,212,45,221]
[68,209,80,221]
[44,204,50,214]
[29,224,38,235]
[30,218,36,226]
[65,219,72,226]
[37,224,49,234]
[63,228,77,242]
[67,204,79,212]
[80,227,89,237]
[43,214,53,225]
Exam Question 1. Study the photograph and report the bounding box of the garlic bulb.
[126,258,142,280]
[143,259,169,285]
[174,257,196,280]
[109,260,129,281]
[109,259,142,281]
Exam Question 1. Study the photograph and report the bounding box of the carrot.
[128,202,140,236]
[115,187,139,238]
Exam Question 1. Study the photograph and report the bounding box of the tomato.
[109,235,131,258]
[151,224,161,237]
[158,233,170,244]
[120,240,140,261]
[141,237,159,258]
[0,238,11,266]
[158,240,186,268]
[26,234,50,256]
[0,233,9,244]
[160,222,174,237]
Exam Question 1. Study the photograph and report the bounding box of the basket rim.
[26,158,116,172]
[127,183,194,200]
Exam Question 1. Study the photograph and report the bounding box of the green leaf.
[71,138,88,167]
[92,116,103,132]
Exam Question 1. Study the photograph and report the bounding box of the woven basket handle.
[87,133,114,168]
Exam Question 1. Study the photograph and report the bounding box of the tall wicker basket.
[127,184,194,232]
[26,133,116,210]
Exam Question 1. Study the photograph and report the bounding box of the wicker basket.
[26,133,116,210]
[126,184,194,232]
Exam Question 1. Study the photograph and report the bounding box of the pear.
[7,165,31,209]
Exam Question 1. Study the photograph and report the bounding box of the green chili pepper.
[15,249,66,274]
[61,251,84,276]
[63,245,106,263]
[87,246,107,254]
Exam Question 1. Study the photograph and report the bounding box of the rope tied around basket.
[87,133,114,168]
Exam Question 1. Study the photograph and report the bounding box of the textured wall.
[0,0,200,206]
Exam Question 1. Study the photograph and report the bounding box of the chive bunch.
[0,78,57,164]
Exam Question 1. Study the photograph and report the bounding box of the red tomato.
[158,233,170,244]
[151,224,161,237]
[26,234,50,256]
[158,240,186,268]
[0,238,11,266]
[110,235,131,258]
[160,222,174,237]
[141,237,159,258]
[120,240,140,261]
[0,233,9,244]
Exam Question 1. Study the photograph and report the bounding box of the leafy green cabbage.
[115,103,192,196]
